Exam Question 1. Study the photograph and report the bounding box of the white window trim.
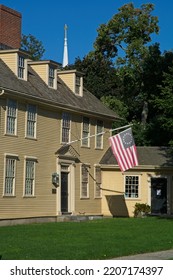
[124,174,141,199]
[17,54,27,80]
[73,74,83,96]
[81,116,90,147]
[94,165,102,198]
[80,163,90,199]
[25,104,37,139]
[23,156,37,197]
[48,65,57,89]
[95,120,104,149]
[61,112,71,144]
[3,153,18,197]
[5,99,18,136]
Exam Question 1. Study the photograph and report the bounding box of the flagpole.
[66,123,132,145]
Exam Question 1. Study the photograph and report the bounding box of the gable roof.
[0,58,119,121]
[100,146,173,168]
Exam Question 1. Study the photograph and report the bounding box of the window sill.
[4,133,18,138]
[3,195,16,198]
[81,145,90,149]
[25,136,37,141]
[23,196,36,198]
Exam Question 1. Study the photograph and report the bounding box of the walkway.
[113,249,173,260]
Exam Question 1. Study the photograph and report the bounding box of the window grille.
[18,56,25,79]
[95,166,102,197]
[62,112,70,143]
[26,104,36,138]
[82,117,90,146]
[75,75,81,94]
[4,158,16,195]
[96,120,104,149]
[81,164,89,198]
[25,160,35,196]
[125,175,139,198]
[48,67,54,87]
[6,99,17,135]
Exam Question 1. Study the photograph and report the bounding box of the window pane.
[62,113,70,143]
[75,76,81,94]
[96,120,103,149]
[95,167,101,197]
[125,175,139,198]
[49,67,54,87]
[27,104,36,137]
[82,117,89,146]
[7,99,17,134]
[81,165,89,197]
[18,56,25,79]
[25,160,35,196]
[4,158,15,195]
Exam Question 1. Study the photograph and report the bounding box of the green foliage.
[21,34,45,60]
[68,54,118,99]
[94,3,159,68]
[134,203,151,217]
[70,2,173,146]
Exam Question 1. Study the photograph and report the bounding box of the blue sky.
[1,0,173,64]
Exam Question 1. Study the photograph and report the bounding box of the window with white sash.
[6,99,17,135]
[124,175,140,198]
[81,164,89,198]
[61,112,71,143]
[82,117,90,147]
[4,156,17,196]
[48,66,55,87]
[26,104,37,138]
[24,159,36,196]
[95,166,102,198]
[18,55,25,79]
[95,120,104,149]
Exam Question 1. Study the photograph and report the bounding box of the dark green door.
[151,178,167,214]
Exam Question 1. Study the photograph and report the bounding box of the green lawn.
[0,217,173,260]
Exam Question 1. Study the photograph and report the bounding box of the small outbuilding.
[100,147,173,217]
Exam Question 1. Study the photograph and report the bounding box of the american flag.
[109,127,138,172]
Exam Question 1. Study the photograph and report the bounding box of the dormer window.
[57,69,84,96]
[48,66,55,88]
[18,55,25,79]
[75,75,81,95]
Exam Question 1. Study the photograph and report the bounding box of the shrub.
[134,203,151,217]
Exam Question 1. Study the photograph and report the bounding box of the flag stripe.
[109,128,138,172]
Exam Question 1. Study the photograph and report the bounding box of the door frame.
[150,177,167,214]
[56,158,75,215]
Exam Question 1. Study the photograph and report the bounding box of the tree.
[93,3,159,123]
[68,54,119,99]
[150,66,173,146]
[21,34,45,60]
[94,3,159,67]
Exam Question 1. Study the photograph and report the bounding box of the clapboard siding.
[0,94,112,218]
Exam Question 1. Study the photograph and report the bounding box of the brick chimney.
[0,4,22,49]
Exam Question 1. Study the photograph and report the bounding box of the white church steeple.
[62,24,68,67]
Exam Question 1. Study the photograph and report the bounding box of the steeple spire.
[62,24,68,67]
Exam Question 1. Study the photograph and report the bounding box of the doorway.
[151,177,167,214]
[61,172,68,213]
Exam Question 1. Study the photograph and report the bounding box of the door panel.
[151,178,167,214]
[61,172,68,213]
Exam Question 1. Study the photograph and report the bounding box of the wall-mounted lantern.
[52,172,59,187]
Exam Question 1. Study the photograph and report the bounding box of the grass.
[0,217,173,260]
